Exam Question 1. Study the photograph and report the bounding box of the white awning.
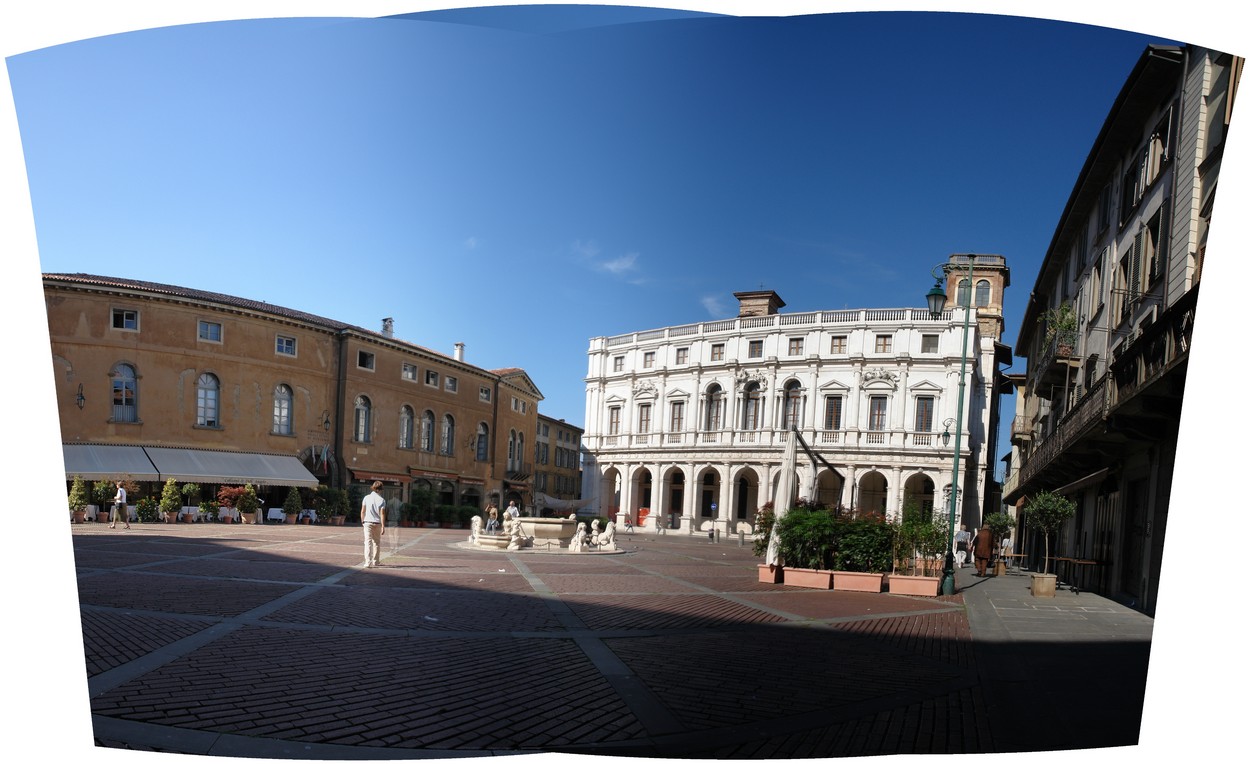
[62,444,160,481]
[142,447,320,488]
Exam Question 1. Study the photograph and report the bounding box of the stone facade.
[583,258,1010,535]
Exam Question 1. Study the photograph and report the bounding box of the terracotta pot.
[71,510,86,523]
[240,513,255,524]
[165,512,179,524]
[888,573,940,597]
[833,571,886,593]
[783,567,834,590]
[221,515,234,524]
[758,564,783,584]
[331,516,345,526]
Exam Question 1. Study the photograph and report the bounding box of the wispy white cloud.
[571,240,642,280]
[600,252,638,275]
[464,236,479,250]
[701,295,728,317]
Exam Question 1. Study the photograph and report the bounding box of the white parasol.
[764,429,799,567]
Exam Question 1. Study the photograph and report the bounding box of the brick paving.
[67,521,1154,758]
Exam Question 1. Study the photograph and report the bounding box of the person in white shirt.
[109,480,130,529]
[360,481,387,568]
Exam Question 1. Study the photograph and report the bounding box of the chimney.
[454,342,465,362]
[381,317,394,338]
[732,290,785,317]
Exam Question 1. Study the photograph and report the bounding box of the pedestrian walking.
[361,481,386,568]
[972,524,994,577]
[954,524,970,568]
[109,480,130,529]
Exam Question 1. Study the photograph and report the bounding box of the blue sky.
[5,8,1183,446]
[3,3,1248,761]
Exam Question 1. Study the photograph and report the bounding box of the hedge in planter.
[831,515,893,592]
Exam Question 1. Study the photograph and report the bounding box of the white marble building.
[583,255,1011,535]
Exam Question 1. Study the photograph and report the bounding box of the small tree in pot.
[159,477,183,523]
[68,475,89,522]
[283,486,303,523]
[1022,490,1076,597]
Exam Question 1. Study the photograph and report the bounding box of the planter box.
[758,564,784,584]
[783,567,834,590]
[1031,573,1057,598]
[833,571,886,593]
[888,573,940,597]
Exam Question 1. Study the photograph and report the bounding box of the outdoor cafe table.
[1047,556,1103,593]
[266,507,286,523]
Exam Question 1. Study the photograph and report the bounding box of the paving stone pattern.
[69,522,1152,758]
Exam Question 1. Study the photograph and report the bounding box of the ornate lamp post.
[926,255,975,596]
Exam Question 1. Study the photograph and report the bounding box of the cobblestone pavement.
[67,522,1154,758]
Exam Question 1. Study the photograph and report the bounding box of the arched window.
[957,278,972,307]
[975,279,991,307]
[741,382,762,430]
[420,410,435,451]
[399,405,414,448]
[782,380,803,430]
[704,383,725,430]
[196,373,220,427]
[272,384,293,435]
[353,395,371,442]
[508,429,517,467]
[441,414,455,456]
[476,423,489,462]
[111,363,137,423]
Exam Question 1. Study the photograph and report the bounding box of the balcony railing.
[588,427,961,453]
[596,307,956,349]
[1016,375,1108,489]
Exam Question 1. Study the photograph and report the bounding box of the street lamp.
[926,255,975,596]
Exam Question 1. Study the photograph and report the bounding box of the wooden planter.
[833,571,886,593]
[783,568,834,590]
[758,564,784,584]
[1031,573,1057,598]
[888,573,941,597]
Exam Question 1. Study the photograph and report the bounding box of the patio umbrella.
[764,429,799,567]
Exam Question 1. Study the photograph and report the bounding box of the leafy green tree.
[68,475,89,512]
[159,477,182,515]
[1022,491,1076,574]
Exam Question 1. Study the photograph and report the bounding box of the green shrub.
[68,475,89,512]
[283,486,303,515]
[834,515,894,573]
[751,502,776,558]
[775,505,840,571]
[135,497,159,523]
[159,478,182,515]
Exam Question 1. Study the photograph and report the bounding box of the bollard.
[738,530,745,547]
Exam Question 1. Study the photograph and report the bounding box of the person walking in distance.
[361,481,386,568]
[954,524,971,568]
[972,524,994,577]
[109,480,130,529]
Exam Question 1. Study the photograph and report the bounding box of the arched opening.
[857,471,888,518]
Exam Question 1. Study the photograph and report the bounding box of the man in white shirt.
[360,481,386,568]
[109,480,130,529]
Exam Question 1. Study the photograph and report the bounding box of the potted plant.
[751,502,786,583]
[282,486,303,523]
[181,482,201,509]
[200,499,222,523]
[68,475,89,523]
[397,502,415,528]
[832,514,892,592]
[1022,490,1076,597]
[91,479,115,521]
[1039,302,1078,357]
[773,503,840,589]
[983,511,1015,576]
[887,502,943,596]
[135,496,159,524]
[158,477,183,523]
